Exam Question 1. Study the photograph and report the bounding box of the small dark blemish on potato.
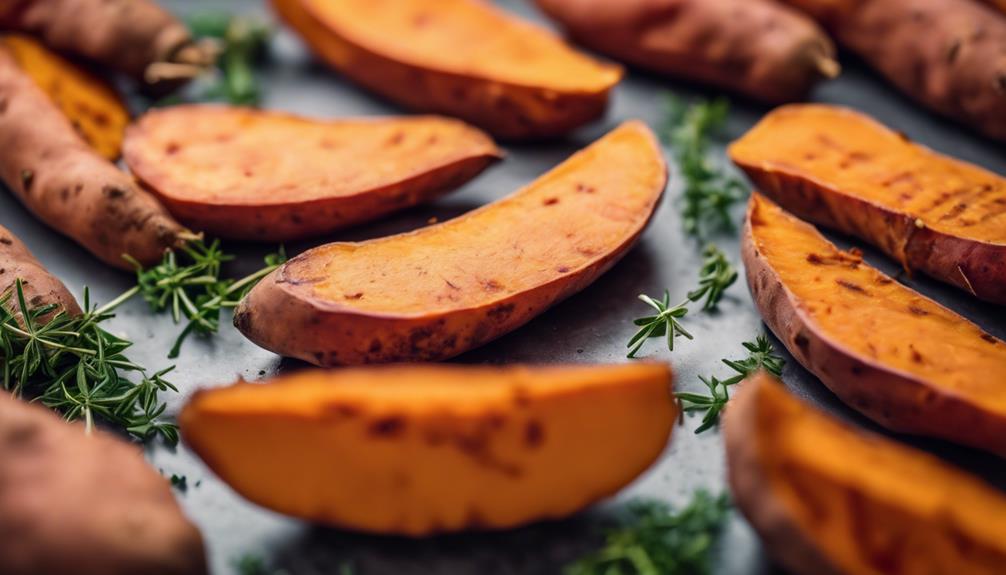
[575,183,595,194]
[20,170,33,193]
[369,416,406,438]
[327,403,360,418]
[386,131,405,146]
[0,237,11,246]
[481,279,503,292]
[369,339,382,353]
[165,142,180,155]
[543,197,559,206]
[793,333,810,353]
[981,333,998,344]
[524,420,544,448]
[345,292,364,300]
[907,305,929,316]
[835,279,868,294]
[488,303,515,322]
[557,266,570,273]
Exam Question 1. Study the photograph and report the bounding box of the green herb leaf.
[686,244,738,311]
[565,490,731,575]
[626,291,692,358]
[187,13,272,106]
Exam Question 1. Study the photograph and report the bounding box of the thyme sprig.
[664,96,747,240]
[188,12,272,106]
[565,490,730,575]
[627,245,737,357]
[0,280,178,442]
[125,240,285,358]
[676,336,786,433]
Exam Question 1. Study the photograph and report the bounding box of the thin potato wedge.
[2,34,128,160]
[180,363,676,535]
[234,121,666,365]
[271,0,622,140]
[726,373,1006,575]
[742,193,1006,456]
[730,104,1006,303]
[123,105,501,241]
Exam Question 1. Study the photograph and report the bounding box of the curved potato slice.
[123,105,500,241]
[743,193,1006,456]
[180,363,676,535]
[234,121,666,365]
[2,35,128,160]
[730,104,1006,304]
[726,373,1006,575]
[271,0,622,140]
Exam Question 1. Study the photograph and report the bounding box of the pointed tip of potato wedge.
[180,363,676,536]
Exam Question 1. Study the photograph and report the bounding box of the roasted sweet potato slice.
[2,34,128,160]
[180,363,676,535]
[271,0,622,140]
[730,104,1006,304]
[123,105,501,241]
[726,373,1006,575]
[234,121,666,365]
[743,193,1006,456]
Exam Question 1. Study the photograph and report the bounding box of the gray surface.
[2,1,1005,573]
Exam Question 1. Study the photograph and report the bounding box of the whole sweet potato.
[534,0,838,104]
[124,105,501,241]
[726,373,1006,575]
[234,121,667,365]
[742,193,1006,457]
[0,46,188,268]
[731,104,1006,304]
[2,35,128,160]
[0,393,207,575]
[0,223,80,318]
[271,0,622,140]
[780,0,1006,141]
[181,363,676,536]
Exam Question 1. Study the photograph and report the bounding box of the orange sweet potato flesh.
[731,104,1006,304]
[271,0,622,140]
[533,0,838,104]
[123,105,501,241]
[742,193,1006,456]
[726,373,1006,575]
[2,35,128,160]
[180,363,676,536]
[234,121,666,365]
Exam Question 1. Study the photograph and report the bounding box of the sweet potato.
[0,224,80,320]
[730,104,1006,304]
[0,46,188,269]
[180,363,675,535]
[0,0,213,89]
[123,105,501,241]
[0,393,207,575]
[234,121,666,365]
[779,0,1006,141]
[742,193,1006,456]
[2,35,128,160]
[725,373,1006,575]
[533,0,838,104]
[271,0,623,140]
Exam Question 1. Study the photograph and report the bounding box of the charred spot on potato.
[524,420,544,448]
[835,278,868,294]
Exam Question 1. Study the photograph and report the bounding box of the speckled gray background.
[1,1,1004,573]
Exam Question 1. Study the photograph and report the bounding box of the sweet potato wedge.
[730,104,1006,304]
[1,224,80,319]
[742,193,1006,456]
[234,121,666,365]
[123,105,501,241]
[725,373,1006,575]
[0,393,207,575]
[2,35,128,160]
[533,0,838,104]
[180,363,676,535]
[271,0,622,140]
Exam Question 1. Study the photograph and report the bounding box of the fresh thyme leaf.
[664,96,747,240]
[126,240,286,358]
[676,335,786,433]
[169,473,188,492]
[565,490,730,575]
[0,280,178,442]
[188,13,271,106]
[686,244,738,311]
[626,291,692,358]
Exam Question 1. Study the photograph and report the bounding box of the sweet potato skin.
[2,35,128,160]
[123,106,501,241]
[725,373,1006,575]
[180,363,676,535]
[534,0,837,104]
[0,224,80,318]
[0,393,207,575]
[742,193,1006,457]
[0,47,187,268]
[730,104,1006,304]
[271,0,622,140]
[0,0,193,83]
[234,121,666,366]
